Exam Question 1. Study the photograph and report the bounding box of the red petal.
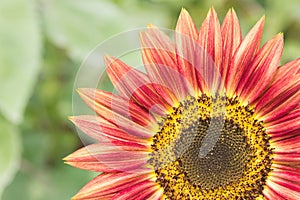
[271,129,300,142]
[221,9,242,89]
[271,169,300,184]
[272,133,300,153]
[77,88,157,129]
[272,164,300,173]
[263,163,300,200]
[72,172,152,199]
[273,58,300,81]
[113,180,159,200]
[70,115,152,142]
[267,106,300,126]
[256,81,300,122]
[255,59,300,121]
[274,152,300,163]
[105,55,170,115]
[196,8,223,95]
[263,187,285,200]
[146,188,164,200]
[64,143,150,172]
[267,107,300,136]
[237,34,283,103]
[226,16,264,97]
[175,8,199,95]
[66,159,148,174]
[267,177,300,200]
[140,25,188,103]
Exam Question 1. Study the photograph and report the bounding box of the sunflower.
[65,8,300,200]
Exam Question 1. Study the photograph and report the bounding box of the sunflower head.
[65,8,300,200]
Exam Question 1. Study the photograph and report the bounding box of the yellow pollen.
[149,95,273,200]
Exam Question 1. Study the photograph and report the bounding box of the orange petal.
[226,16,265,97]
[175,8,199,94]
[237,33,283,103]
[105,55,170,115]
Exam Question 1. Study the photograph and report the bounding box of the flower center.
[149,95,273,199]
[175,117,250,189]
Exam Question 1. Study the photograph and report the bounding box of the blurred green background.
[0,0,299,199]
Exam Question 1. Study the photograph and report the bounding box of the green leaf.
[49,164,98,200]
[282,39,300,63]
[0,118,22,198]
[42,0,169,61]
[0,0,41,124]
[2,166,97,200]
[264,0,300,36]
[1,172,29,200]
[43,0,127,61]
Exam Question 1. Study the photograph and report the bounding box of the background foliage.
[0,0,299,199]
